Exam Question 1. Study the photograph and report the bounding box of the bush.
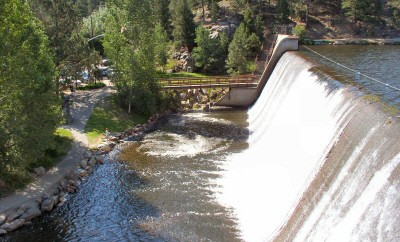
[77,82,106,90]
[293,25,307,41]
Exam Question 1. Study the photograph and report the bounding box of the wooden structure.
[158,75,259,90]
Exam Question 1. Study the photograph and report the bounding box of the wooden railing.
[158,75,258,89]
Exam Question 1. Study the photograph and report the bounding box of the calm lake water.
[301,45,400,110]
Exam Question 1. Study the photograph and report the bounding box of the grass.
[77,82,106,90]
[0,128,74,198]
[85,95,147,148]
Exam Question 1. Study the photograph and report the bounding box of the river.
[4,46,400,241]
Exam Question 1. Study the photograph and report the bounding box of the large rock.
[80,159,88,168]
[33,166,46,176]
[0,228,6,235]
[1,219,25,232]
[41,197,56,212]
[20,205,41,221]
[0,214,6,226]
[88,157,97,167]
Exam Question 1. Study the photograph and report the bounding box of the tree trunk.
[306,0,309,27]
[202,0,205,22]
[128,89,132,114]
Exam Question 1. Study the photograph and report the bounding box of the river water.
[4,46,400,241]
[301,45,400,109]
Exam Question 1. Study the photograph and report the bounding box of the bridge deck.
[159,75,260,90]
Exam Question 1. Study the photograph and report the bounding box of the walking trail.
[0,83,113,213]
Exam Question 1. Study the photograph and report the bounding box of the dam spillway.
[4,49,400,241]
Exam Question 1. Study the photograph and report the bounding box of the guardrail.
[158,75,258,89]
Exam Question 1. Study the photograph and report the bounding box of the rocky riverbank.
[0,87,228,236]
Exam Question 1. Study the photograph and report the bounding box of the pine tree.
[172,0,196,51]
[154,23,170,71]
[227,23,251,74]
[154,0,172,37]
[193,26,219,72]
[277,0,290,24]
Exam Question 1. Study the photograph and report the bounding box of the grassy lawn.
[85,95,147,148]
[0,128,74,198]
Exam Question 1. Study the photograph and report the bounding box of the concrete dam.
[216,49,400,240]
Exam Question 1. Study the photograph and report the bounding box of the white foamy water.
[215,53,356,241]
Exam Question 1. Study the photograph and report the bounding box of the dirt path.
[0,83,113,213]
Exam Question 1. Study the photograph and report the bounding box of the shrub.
[293,25,307,41]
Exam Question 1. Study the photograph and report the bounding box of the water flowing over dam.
[5,50,400,241]
[222,51,400,241]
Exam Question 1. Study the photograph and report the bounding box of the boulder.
[80,159,88,168]
[65,170,80,181]
[0,228,6,235]
[33,167,45,176]
[202,104,210,112]
[1,219,25,232]
[41,197,56,212]
[0,214,6,226]
[6,208,22,223]
[20,205,41,221]
[96,156,105,164]
[88,157,97,167]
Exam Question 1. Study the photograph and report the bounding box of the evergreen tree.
[211,0,219,22]
[0,0,60,181]
[277,0,290,23]
[172,0,196,51]
[193,26,221,72]
[154,0,172,37]
[154,23,170,71]
[227,23,252,73]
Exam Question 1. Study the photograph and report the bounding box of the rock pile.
[0,151,106,236]
[172,48,195,72]
[178,88,227,110]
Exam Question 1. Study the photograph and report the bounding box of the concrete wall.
[216,35,299,107]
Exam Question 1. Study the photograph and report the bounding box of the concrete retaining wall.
[216,35,299,107]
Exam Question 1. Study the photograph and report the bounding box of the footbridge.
[158,35,299,107]
[159,75,259,89]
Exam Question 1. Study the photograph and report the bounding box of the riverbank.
[0,85,113,236]
[304,38,400,45]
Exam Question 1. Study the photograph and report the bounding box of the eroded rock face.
[0,228,6,235]
[1,219,25,232]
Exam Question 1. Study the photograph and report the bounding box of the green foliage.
[227,23,251,74]
[77,82,106,90]
[342,0,382,24]
[172,0,197,50]
[293,25,307,40]
[0,0,61,179]
[154,23,170,70]
[154,0,172,37]
[29,128,73,170]
[193,26,226,73]
[104,0,164,117]
[211,0,219,22]
[85,95,147,147]
[277,0,290,24]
